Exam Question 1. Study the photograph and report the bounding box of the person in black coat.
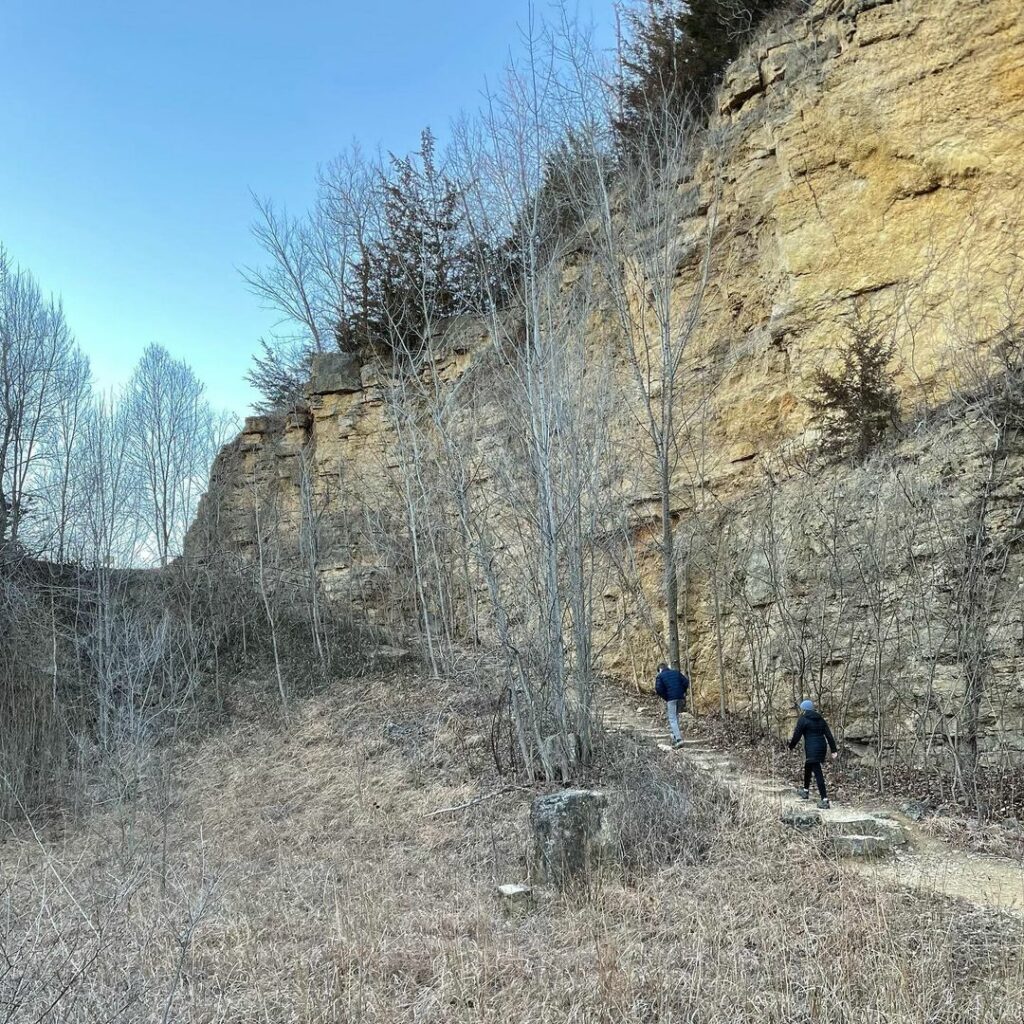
[655,662,690,748]
[788,699,839,808]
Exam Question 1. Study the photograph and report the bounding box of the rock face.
[530,790,615,888]
[188,0,1024,762]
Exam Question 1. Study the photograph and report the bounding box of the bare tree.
[244,146,377,407]
[125,344,215,567]
[0,247,82,550]
[580,82,720,673]
[243,195,335,354]
[35,347,92,562]
[934,302,1024,809]
[446,12,621,778]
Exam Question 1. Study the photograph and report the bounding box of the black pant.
[804,761,827,799]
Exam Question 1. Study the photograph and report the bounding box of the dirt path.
[600,695,1024,914]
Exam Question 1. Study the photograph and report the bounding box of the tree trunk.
[661,457,680,669]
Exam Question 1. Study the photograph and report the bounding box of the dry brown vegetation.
[3,676,1023,1023]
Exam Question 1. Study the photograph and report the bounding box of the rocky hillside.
[189,0,1024,770]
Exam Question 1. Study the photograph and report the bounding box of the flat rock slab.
[832,833,891,858]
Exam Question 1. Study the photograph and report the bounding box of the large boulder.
[530,789,614,888]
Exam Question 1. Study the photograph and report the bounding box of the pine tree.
[615,0,784,148]
[808,320,901,461]
[339,129,472,355]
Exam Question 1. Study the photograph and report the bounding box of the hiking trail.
[600,694,1024,915]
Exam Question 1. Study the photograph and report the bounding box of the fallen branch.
[425,785,529,818]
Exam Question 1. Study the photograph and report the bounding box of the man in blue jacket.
[789,699,839,808]
[655,662,690,748]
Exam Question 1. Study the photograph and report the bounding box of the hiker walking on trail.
[655,662,690,749]
[789,699,839,809]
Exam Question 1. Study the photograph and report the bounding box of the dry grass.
[610,744,742,877]
[2,675,1023,1022]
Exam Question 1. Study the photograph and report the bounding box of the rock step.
[689,756,737,771]
[780,808,905,856]
[604,724,662,737]
[823,812,908,846]
[832,833,891,858]
[753,783,794,797]
[781,809,821,830]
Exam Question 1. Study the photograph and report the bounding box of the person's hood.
[802,709,824,722]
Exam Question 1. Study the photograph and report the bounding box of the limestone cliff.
[189,0,1024,766]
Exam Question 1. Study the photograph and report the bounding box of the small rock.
[497,883,532,902]
[382,720,423,743]
[495,880,536,913]
[463,733,487,750]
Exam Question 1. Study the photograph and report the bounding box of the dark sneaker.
[819,798,831,810]
[797,788,810,800]
[672,738,685,749]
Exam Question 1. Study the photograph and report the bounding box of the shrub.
[613,756,736,875]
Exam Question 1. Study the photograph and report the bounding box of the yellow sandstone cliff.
[189,0,1024,762]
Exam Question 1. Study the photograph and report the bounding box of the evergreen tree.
[245,338,311,411]
[808,320,901,461]
[339,129,473,355]
[615,0,783,147]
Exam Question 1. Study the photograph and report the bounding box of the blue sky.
[2,1,612,416]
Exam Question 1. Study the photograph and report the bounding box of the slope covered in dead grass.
[2,674,1023,1022]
